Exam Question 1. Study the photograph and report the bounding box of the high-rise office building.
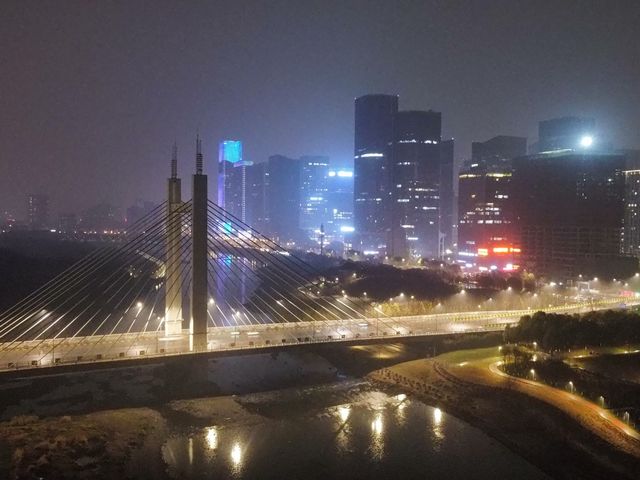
[218,140,252,222]
[512,150,633,279]
[326,168,354,246]
[267,155,301,243]
[27,193,49,230]
[354,94,457,259]
[457,136,527,271]
[299,156,329,237]
[390,110,442,259]
[354,94,398,254]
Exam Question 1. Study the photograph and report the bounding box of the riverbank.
[368,348,640,480]
[3,337,638,479]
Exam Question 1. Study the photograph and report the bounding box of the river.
[162,384,549,479]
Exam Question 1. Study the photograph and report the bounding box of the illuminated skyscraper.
[326,169,354,243]
[218,140,251,222]
[354,94,398,254]
[299,156,329,237]
[390,110,443,259]
[457,136,526,271]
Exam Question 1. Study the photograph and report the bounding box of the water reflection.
[432,407,444,441]
[163,390,549,480]
[370,412,384,459]
[395,393,408,424]
[230,442,243,469]
[335,405,352,453]
[433,407,442,425]
[205,427,218,450]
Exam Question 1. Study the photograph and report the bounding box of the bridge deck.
[0,299,629,373]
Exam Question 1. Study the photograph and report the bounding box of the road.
[0,296,635,372]
[487,361,640,442]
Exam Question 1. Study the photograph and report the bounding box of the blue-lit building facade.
[325,168,354,251]
[218,140,252,222]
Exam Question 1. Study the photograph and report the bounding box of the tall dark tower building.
[439,138,455,255]
[354,94,398,254]
[390,110,442,258]
[512,150,634,279]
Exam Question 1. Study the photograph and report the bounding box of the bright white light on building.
[337,170,353,177]
[580,135,594,148]
[361,153,384,158]
[340,225,355,233]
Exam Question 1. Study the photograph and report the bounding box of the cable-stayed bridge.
[0,142,633,373]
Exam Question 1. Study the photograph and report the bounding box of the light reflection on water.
[432,407,444,443]
[162,390,549,480]
[205,426,218,450]
[230,442,243,474]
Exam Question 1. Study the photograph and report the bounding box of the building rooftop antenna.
[196,133,203,174]
[171,142,178,179]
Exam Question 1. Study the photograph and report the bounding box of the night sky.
[1,0,639,217]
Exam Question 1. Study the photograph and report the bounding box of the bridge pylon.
[190,135,208,351]
[164,143,184,337]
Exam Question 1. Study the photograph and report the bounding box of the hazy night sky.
[1,0,639,217]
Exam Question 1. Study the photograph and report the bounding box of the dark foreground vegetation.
[504,309,640,350]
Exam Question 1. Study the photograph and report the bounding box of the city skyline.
[3,3,640,479]
[1,1,639,216]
